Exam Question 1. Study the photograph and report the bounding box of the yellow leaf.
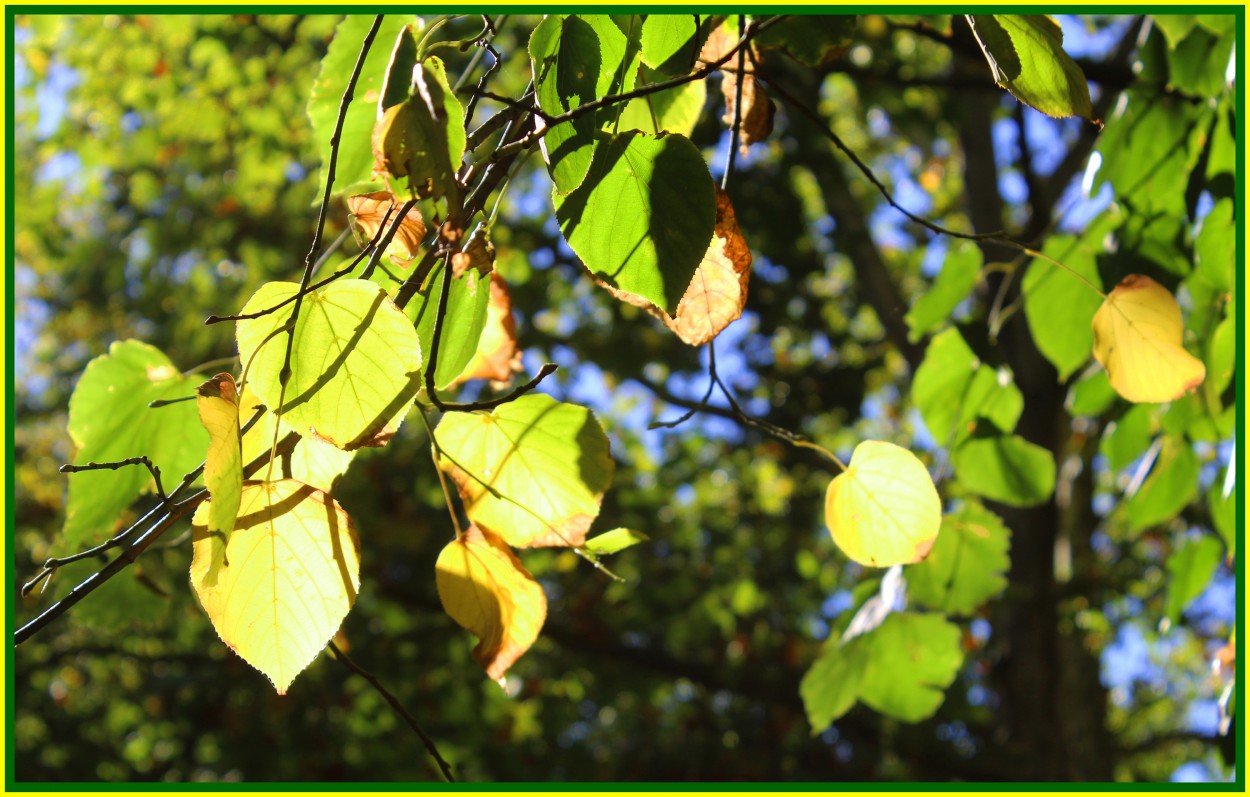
[237,383,355,492]
[664,187,752,346]
[196,373,242,544]
[825,441,942,567]
[1092,274,1206,403]
[190,479,360,694]
[435,525,547,682]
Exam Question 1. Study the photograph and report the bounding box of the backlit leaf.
[911,328,1023,446]
[754,14,857,66]
[825,441,941,567]
[663,186,751,345]
[1122,436,1198,533]
[452,273,522,385]
[196,373,243,544]
[346,190,426,267]
[236,279,422,450]
[435,394,615,548]
[907,500,1011,616]
[308,16,415,197]
[63,340,208,548]
[617,65,707,136]
[905,240,982,342]
[583,527,650,556]
[436,525,547,682]
[406,264,491,390]
[801,612,963,731]
[190,479,361,694]
[530,14,634,194]
[1091,274,1206,403]
[951,432,1056,507]
[1163,534,1223,624]
[639,14,704,74]
[967,15,1093,120]
[237,384,355,493]
[554,131,716,315]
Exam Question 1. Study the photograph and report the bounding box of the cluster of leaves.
[15,11,1236,781]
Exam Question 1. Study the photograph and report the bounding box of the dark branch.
[60,457,165,502]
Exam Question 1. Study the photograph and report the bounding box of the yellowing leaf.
[435,525,547,682]
[435,394,614,548]
[453,273,522,385]
[235,279,422,450]
[825,441,941,567]
[1091,274,1206,403]
[237,384,355,493]
[190,479,360,695]
[196,373,243,545]
[664,187,752,346]
[346,190,426,267]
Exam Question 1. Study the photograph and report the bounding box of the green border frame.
[4,5,1245,791]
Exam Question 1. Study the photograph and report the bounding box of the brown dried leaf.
[720,71,776,153]
[450,225,496,279]
[664,187,752,345]
[346,191,426,267]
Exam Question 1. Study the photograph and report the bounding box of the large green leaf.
[555,131,716,315]
[967,15,1092,120]
[952,432,1056,507]
[1163,534,1223,625]
[1195,198,1235,293]
[530,14,634,194]
[1122,436,1199,533]
[1021,217,1112,380]
[1100,404,1155,473]
[1208,474,1235,556]
[801,612,963,732]
[639,14,705,74]
[1167,23,1235,98]
[616,65,707,137]
[908,501,1011,616]
[406,265,492,390]
[911,328,1022,446]
[308,15,414,197]
[435,394,615,548]
[905,240,982,342]
[1095,89,1207,216]
[62,340,208,548]
[235,279,422,450]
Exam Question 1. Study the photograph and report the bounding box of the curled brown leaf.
[346,190,426,267]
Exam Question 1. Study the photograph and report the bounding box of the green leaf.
[911,328,1023,446]
[1123,436,1198,533]
[908,501,1011,616]
[1100,404,1155,472]
[1151,15,1198,49]
[308,16,414,197]
[235,279,422,450]
[967,15,1092,120]
[63,340,208,548]
[1163,535,1223,624]
[905,240,982,342]
[583,527,650,555]
[407,265,492,390]
[800,636,870,732]
[1167,24,1234,98]
[1067,368,1117,418]
[952,432,1056,507]
[530,14,634,194]
[1021,212,1114,381]
[1195,198,1234,293]
[378,25,418,112]
[1208,474,1235,556]
[754,14,857,66]
[435,394,615,548]
[1095,89,1207,216]
[802,611,964,732]
[639,14,703,74]
[372,55,465,202]
[617,65,707,136]
[856,613,964,723]
[554,131,716,315]
[1206,310,1236,406]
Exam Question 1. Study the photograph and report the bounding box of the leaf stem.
[416,405,465,539]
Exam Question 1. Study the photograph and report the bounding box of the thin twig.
[415,406,464,538]
[60,457,166,502]
[327,641,457,782]
[720,15,748,191]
